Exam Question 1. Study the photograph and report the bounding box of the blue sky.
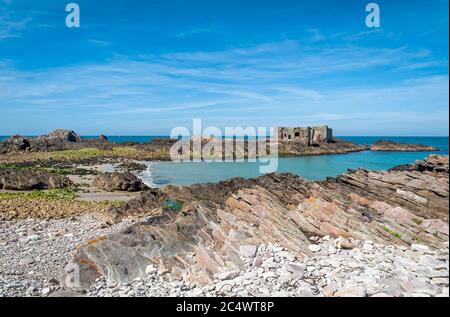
[0,0,448,136]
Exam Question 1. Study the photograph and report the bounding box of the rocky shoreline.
[0,130,440,165]
[0,155,446,297]
[0,130,447,297]
[83,238,448,298]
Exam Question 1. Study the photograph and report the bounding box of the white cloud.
[0,15,31,40]
[0,40,448,134]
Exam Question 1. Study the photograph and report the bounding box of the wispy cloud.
[0,15,31,40]
[0,39,448,134]
[176,25,218,38]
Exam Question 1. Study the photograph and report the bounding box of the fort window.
[295,132,300,137]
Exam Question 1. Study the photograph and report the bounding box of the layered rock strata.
[64,155,449,291]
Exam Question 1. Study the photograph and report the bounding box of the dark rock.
[0,135,30,154]
[108,189,167,222]
[46,129,81,142]
[371,140,439,152]
[0,169,73,190]
[93,172,145,192]
[99,134,108,141]
[278,138,369,156]
[0,129,117,154]
[390,155,449,174]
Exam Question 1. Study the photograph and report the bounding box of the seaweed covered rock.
[93,172,145,192]
[0,168,73,190]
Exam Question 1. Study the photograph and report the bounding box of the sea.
[1,136,448,186]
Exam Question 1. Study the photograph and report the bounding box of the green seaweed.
[412,218,423,226]
[0,189,76,201]
[382,226,402,239]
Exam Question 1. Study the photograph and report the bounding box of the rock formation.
[63,155,449,291]
[45,129,81,142]
[371,140,439,152]
[0,130,370,160]
[0,169,73,190]
[278,138,369,156]
[0,129,114,154]
[93,172,146,192]
[0,135,31,153]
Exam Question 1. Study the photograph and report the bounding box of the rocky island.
[371,140,439,152]
[0,130,447,297]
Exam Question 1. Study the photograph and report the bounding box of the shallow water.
[147,137,448,186]
[1,135,447,186]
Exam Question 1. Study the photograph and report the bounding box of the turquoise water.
[148,137,448,186]
[1,135,447,186]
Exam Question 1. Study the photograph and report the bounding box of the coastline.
[0,154,448,297]
[0,130,448,297]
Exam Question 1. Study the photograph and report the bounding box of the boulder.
[99,134,108,141]
[0,169,73,190]
[0,135,30,154]
[46,129,81,142]
[93,172,145,192]
[107,188,168,222]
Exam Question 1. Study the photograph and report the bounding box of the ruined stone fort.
[277,126,333,144]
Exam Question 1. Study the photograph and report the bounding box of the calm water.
[148,137,448,186]
[1,135,447,186]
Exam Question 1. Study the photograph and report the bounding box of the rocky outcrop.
[0,169,73,190]
[93,172,145,192]
[278,138,369,156]
[107,189,167,222]
[64,155,449,291]
[0,129,114,154]
[99,134,108,141]
[390,155,449,174]
[46,129,81,142]
[0,135,31,154]
[371,140,439,152]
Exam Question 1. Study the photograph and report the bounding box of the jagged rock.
[0,135,30,154]
[99,134,108,141]
[46,129,81,142]
[371,140,439,152]
[414,155,449,173]
[64,155,449,291]
[0,129,116,154]
[93,172,145,192]
[0,168,73,190]
[107,188,167,222]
